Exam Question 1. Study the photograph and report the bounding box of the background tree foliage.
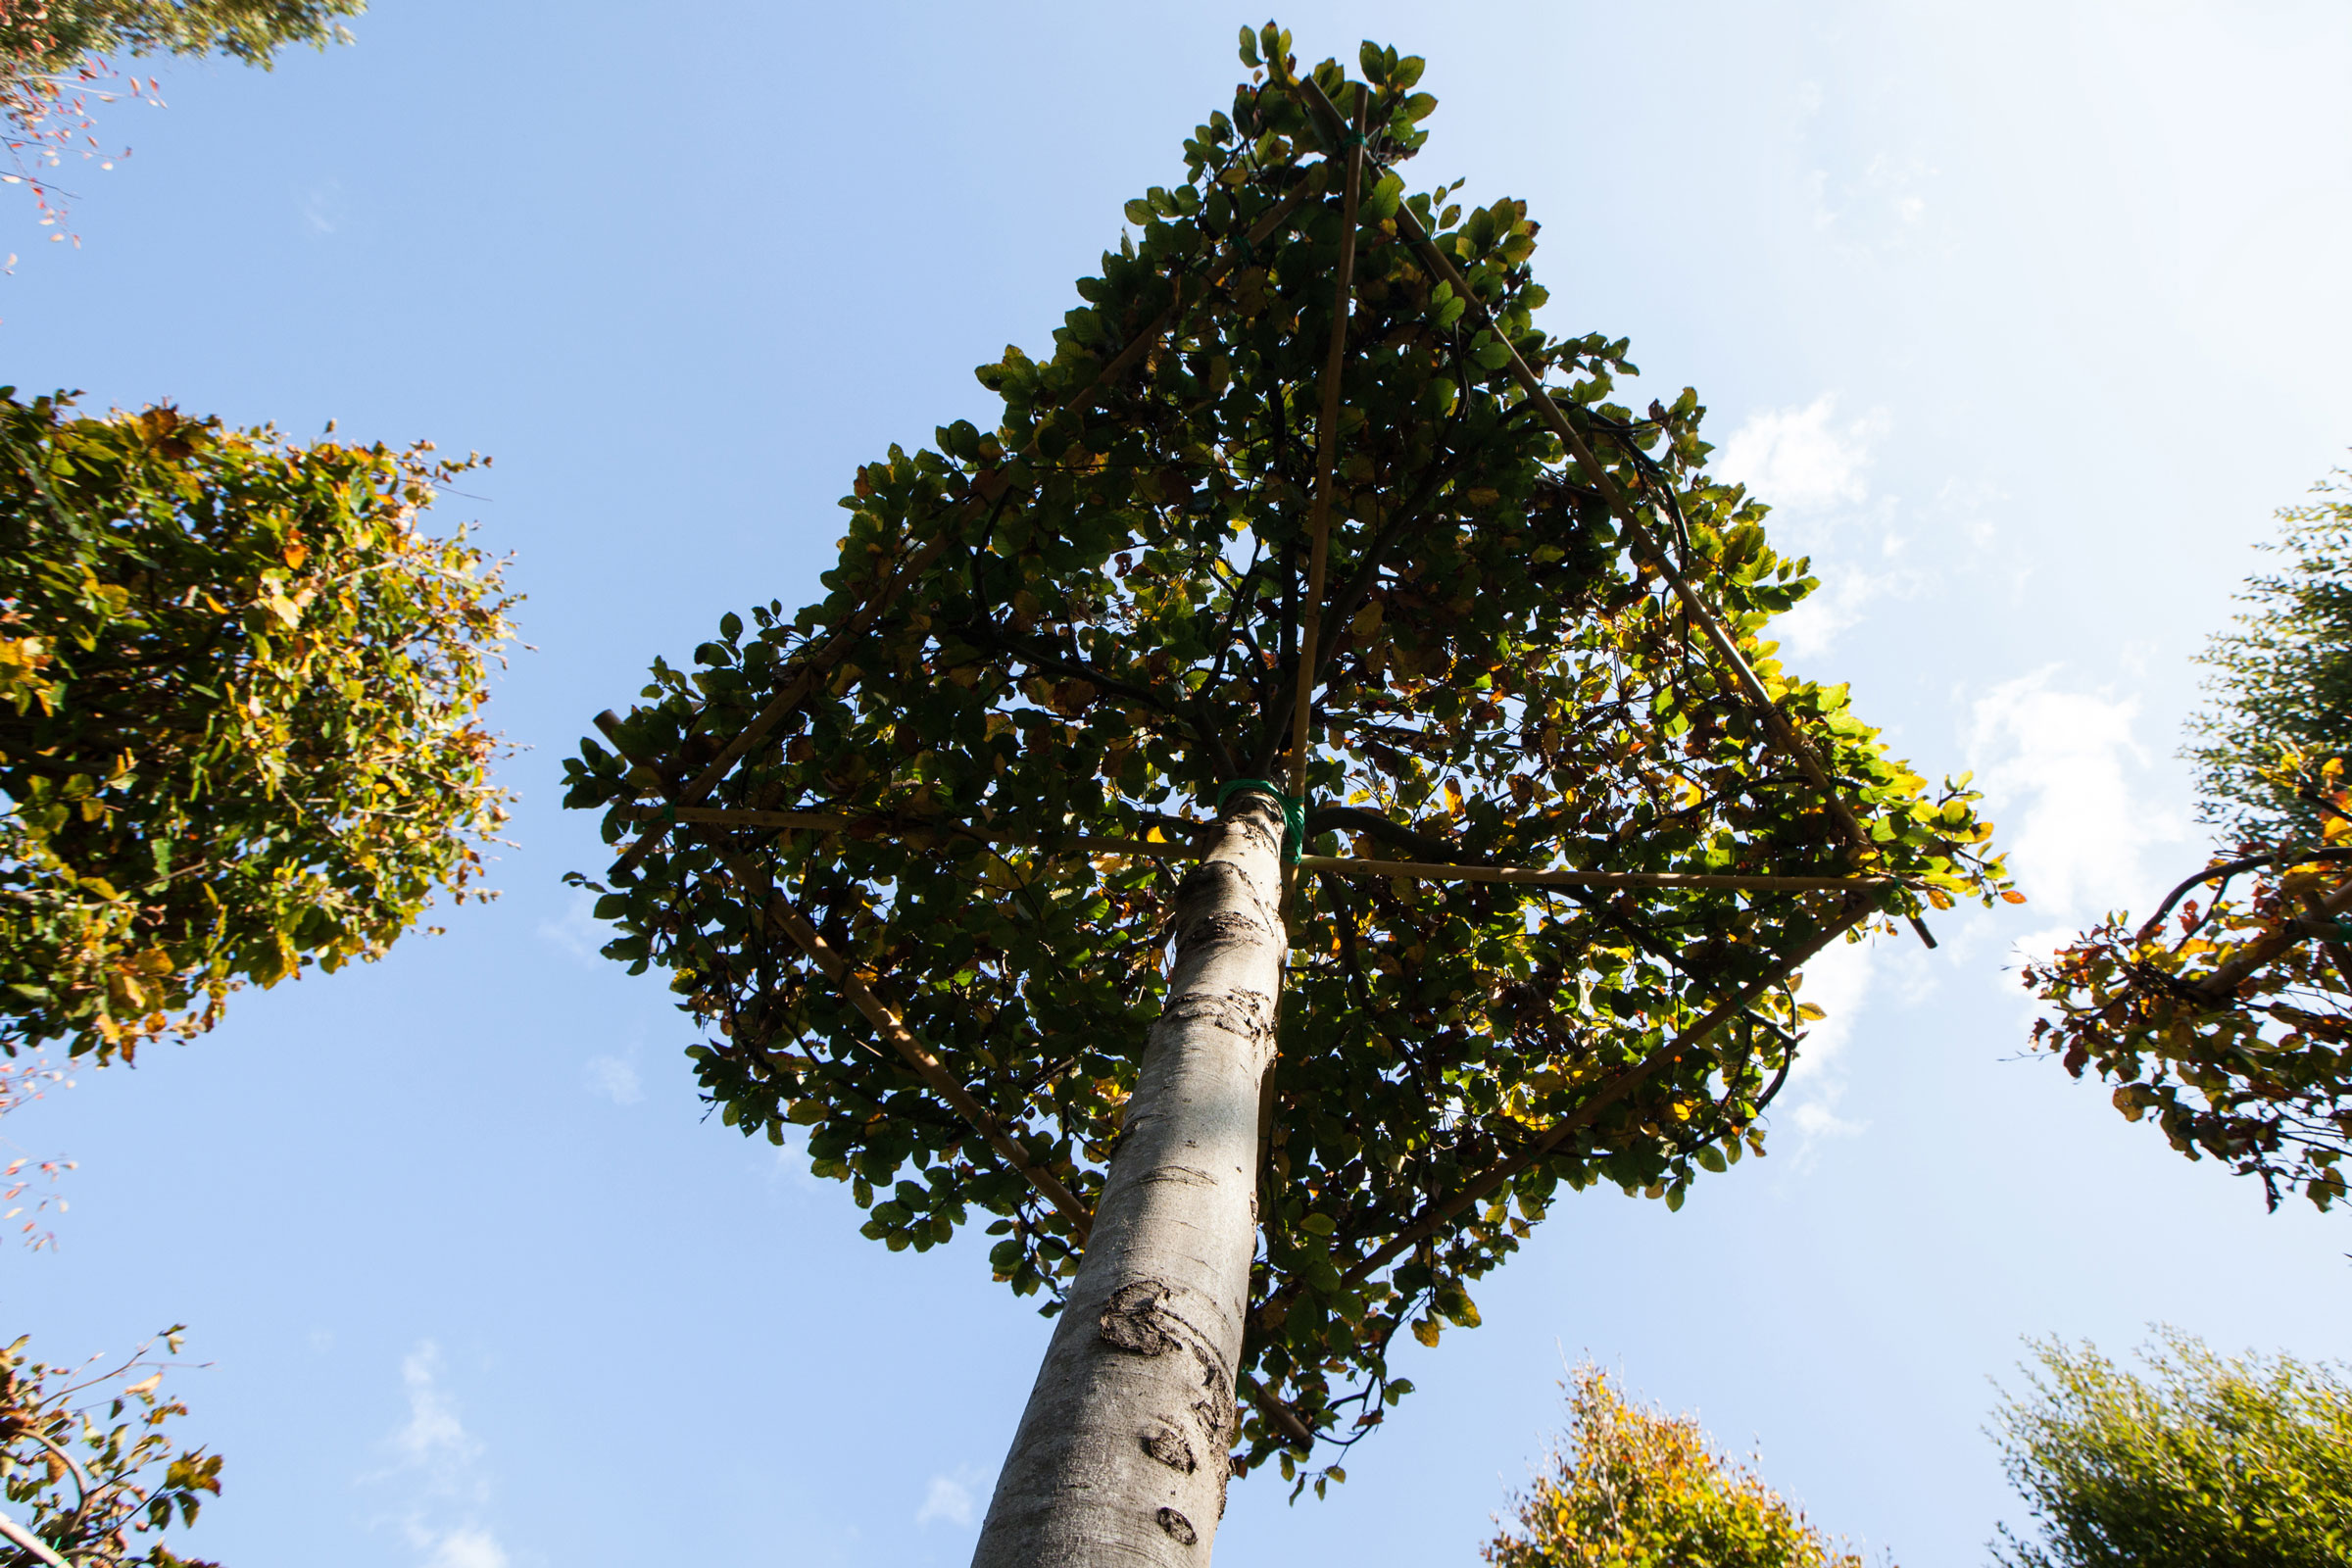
[0,1327,220,1568]
[565,27,2007,1485]
[2187,467,2352,847]
[0,0,358,74]
[1483,1364,1871,1568]
[0,388,514,1062]
[2,0,362,231]
[1990,1328,2352,1568]
[2026,465,2351,1211]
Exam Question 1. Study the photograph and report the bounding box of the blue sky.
[6,3,2351,1565]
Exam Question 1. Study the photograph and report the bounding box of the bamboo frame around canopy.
[1287,74,1936,950]
[610,804,1908,894]
[590,78,1942,1453]
[605,173,1327,881]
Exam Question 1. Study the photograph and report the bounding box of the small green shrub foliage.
[566,27,2007,1484]
[0,390,514,1061]
[1991,1329,2352,1568]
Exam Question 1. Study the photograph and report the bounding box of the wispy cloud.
[583,1054,642,1106]
[373,1344,513,1568]
[1779,934,1880,1158]
[1967,668,2185,922]
[537,889,606,963]
[1716,396,1888,513]
[1715,396,1908,659]
[393,1345,478,1468]
[419,1528,509,1568]
[916,1464,988,1530]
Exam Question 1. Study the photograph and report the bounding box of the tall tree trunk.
[971,793,1288,1566]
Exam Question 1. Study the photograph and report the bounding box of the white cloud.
[374,1344,513,1568]
[584,1054,642,1106]
[1716,397,1908,660]
[395,1345,479,1468]
[537,889,606,963]
[916,1464,987,1530]
[1807,152,1936,250]
[1715,396,1888,514]
[419,1528,509,1568]
[1965,667,2186,922]
[1779,935,1880,1158]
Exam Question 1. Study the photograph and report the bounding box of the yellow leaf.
[2323,815,2350,844]
[2001,890,2028,905]
[124,1372,163,1399]
[1411,1317,1442,1348]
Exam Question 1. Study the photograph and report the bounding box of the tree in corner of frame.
[2026,465,2351,1213]
[563,24,2010,1566]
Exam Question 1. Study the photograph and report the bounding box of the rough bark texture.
[970,794,1288,1568]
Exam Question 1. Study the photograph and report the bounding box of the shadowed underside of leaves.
[564,27,2008,1486]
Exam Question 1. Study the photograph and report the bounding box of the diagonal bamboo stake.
[592,717,1093,1240]
[1298,857,1889,893]
[759,889,1094,1241]
[609,806,1902,892]
[1286,83,1369,810]
[609,181,1323,880]
[611,804,1194,860]
[1292,78,1923,948]
[1328,891,1874,1296]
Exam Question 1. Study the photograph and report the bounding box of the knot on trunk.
[1142,1422,1197,1473]
[1155,1506,1199,1545]
[1171,860,1279,944]
[1099,1280,1182,1356]
[1159,986,1275,1046]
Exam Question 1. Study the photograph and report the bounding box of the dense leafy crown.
[1485,1364,1867,1568]
[565,29,2006,1483]
[1991,1329,2352,1568]
[0,389,514,1061]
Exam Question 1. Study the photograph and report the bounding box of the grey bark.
[970,793,1288,1568]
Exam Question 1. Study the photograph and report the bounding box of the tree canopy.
[0,1326,221,1568]
[1484,1364,1871,1568]
[564,26,2008,1485]
[0,0,357,77]
[2026,466,2351,1212]
[1990,1329,2352,1568]
[2,0,363,231]
[0,389,514,1062]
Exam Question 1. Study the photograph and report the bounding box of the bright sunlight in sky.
[9,5,2351,1566]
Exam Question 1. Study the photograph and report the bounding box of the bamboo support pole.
[760,889,1094,1241]
[607,180,1321,881]
[1298,857,1889,893]
[1290,77,1927,948]
[1286,84,1368,808]
[609,805,1900,893]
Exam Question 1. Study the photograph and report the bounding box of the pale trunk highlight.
[970,794,1287,1566]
